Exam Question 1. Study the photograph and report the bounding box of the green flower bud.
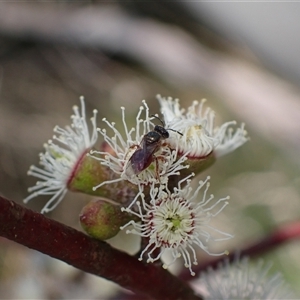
[79,199,138,240]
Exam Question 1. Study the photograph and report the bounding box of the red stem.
[0,195,202,300]
[180,221,300,281]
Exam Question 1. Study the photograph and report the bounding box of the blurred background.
[0,1,300,298]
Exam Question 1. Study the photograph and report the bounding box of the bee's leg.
[153,155,161,183]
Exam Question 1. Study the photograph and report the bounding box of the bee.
[125,115,182,178]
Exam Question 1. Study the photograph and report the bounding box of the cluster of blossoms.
[89,95,245,273]
[24,94,295,297]
[24,95,246,272]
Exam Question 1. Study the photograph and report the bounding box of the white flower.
[195,256,295,299]
[157,95,248,158]
[24,97,98,213]
[91,100,189,191]
[121,174,232,276]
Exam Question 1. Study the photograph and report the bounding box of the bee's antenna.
[167,128,183,136]
[150,114,165,126]
[150,114,182,136]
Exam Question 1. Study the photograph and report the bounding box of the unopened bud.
[79,199,138,240]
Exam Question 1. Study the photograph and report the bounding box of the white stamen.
[196,256,296,299]
[91,101,189,190]
[121,175,232,276]
[24,97,98,213]
[157,95,248,158]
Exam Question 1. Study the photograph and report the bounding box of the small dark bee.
[125,115,182,177]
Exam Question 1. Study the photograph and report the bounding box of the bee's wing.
[125,142,157,177]
[126,148,148,176]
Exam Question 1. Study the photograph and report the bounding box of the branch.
[180,221,300,281]
[0,195,201,300]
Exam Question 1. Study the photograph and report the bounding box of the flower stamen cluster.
[121,174,232,276]
[91,100,189,190]
[157,95,248,158]
[24,97,98,213]
[195,256,296,299]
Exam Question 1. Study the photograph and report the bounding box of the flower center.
[167,215,182,231]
